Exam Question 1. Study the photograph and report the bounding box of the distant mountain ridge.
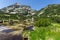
[37,4,60,17]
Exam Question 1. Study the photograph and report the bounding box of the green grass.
[23,23,60,40]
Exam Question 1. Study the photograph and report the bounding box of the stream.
[0,25,14,33]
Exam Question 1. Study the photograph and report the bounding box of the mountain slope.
[38,4,60,17]
[0,3,36,25]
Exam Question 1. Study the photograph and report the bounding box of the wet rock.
[0,32,23,40]
[2,29,14,33]
[23,26,34,31]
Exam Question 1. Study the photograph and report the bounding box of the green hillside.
[0,10,30,20]
[37,4,60,23]
[0,10,18,20]
[38,4,60,17]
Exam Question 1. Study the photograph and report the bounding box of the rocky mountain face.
[37,4,60,17]
[1,3,35,15]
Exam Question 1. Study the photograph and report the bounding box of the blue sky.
[0,0,60,10]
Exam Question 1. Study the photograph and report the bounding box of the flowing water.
[0,26,9,31]
[0,25,14,33]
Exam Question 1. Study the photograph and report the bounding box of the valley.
[0,3,60,40]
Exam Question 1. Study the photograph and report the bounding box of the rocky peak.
[1,3,32,14]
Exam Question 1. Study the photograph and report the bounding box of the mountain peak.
[14,3,20,5]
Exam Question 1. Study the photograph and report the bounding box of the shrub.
[34,18,51,27]
[51,17,60,23]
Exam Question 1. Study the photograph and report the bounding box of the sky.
[0,0,60,10]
